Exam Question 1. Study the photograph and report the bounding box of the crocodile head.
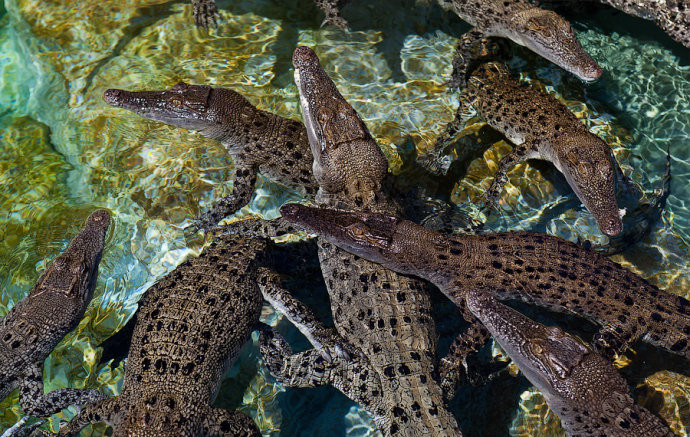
[465,290,592,405]
[292,46,388,204]
[510,9,602,82]
[31,209,110,311]
[557,132,623,236]
[103,82,247,140]
[280,203,448,281]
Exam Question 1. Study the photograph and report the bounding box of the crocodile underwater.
[103,83,318,231]
[0,210,109,431]
[423,62,632,236]
[280,203,690,363]
[466,289,675,437]
[49,226,314,435]
[250,46,463,436]
[435,0,601,87]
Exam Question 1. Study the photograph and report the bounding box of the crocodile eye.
[529,342,544,356]
[346,223,367,237]
[579,162,594,176]
[169,97,182,107]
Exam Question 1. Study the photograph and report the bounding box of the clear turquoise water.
[0,0,688,435]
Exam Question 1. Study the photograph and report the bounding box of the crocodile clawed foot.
[418,151,453,176]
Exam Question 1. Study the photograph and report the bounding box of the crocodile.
[422,61,633,236]
[250,46,463,436]
[435,0,602,88]
[279,203,690,364]
[466,289,675,436]
[103,81,472,234]
[103,82,318,231]
[51,222,317,435]
[537,0,690,48]
[0,210,109,432]
[190,0,350,29]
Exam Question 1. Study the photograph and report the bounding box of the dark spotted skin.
[279,204,690,364]
[0,211,109,430]
[104,83,318,231]
[424,62,627,236]
[52,231,285,436]
[191,0,220,29]
[466,290,676,437]
[255,46,463,436]
[435,0,601,87]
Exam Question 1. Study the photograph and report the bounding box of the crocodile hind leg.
[256,267,358,362]
[483,140,540,211]
[53,398,121,436]
[314,0,349,29]
[259,328,386,419]
[202,408,261,436]
[18,363,106,419]
[214,216,303,240]
[191,164,258,232]
[449,27,487,90]
[191,0,220,29]
[418,89,477,175]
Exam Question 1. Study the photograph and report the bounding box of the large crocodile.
[51,223,313,435]
[422,62,634,236]
[279,203,690,363]
[465,289,675,436]
[251,46,463,436]
[103,83,318,231]
[538,0,690,48]
[0,210,109,432]
[435,0,602,87]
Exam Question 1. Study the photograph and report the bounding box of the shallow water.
[0,0,688,435]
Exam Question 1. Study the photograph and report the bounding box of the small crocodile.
[423,62,632,236]
[0,210,109,430]
[279,203,690,363]
[103,83,318,231]
[52,224,313,435]
[435,0,602,87]
[466,289,675,436]
[253,46,463,436]
[537,0,690,48]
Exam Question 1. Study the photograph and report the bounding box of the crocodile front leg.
[18,362,106,419]
[192,0,220,29]
[419,89,478,175]
[484,140,540,210]
[202,408,261,436]
[256,267,355,362]
[438,319,492,399]
[192,163,258,232]
[314,0,349,29]
[450,27,488,90]
[53,398,121,436]
[259,328,386,419]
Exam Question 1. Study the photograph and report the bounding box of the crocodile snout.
[601,216,622,236]
[103,89,124,106]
